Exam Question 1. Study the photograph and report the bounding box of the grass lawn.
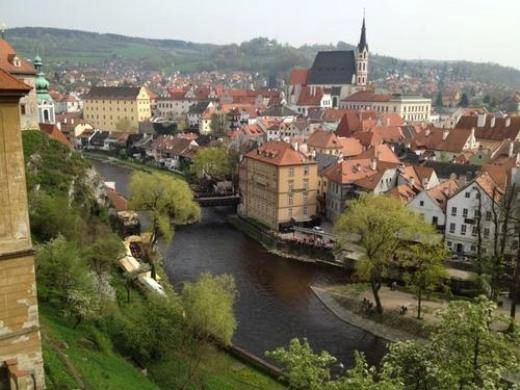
[41,307,159,390]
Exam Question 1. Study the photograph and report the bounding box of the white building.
[444,173,502,255]
[408,179,459,229]
[340,92,432,122]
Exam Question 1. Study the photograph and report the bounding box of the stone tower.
[0,68,45,388]
[355,15,369,87]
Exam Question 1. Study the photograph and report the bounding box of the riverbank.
[311,286,418,343]
[228,215,343,269]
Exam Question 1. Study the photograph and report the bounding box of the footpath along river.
[90,160,387,367]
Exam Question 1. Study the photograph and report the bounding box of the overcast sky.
[2,0,519,69]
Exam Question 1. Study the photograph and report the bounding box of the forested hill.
[6,27,520,88]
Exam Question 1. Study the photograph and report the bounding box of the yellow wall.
[240,157,318,229]
[0,94,44,387]
[83,87,152,132]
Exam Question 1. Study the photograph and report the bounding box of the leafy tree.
[267,338,337,389]
[181,273,237,345]
[334,194,434,314]
[115,117,137,132]
[84,233,124,279]
[191,147,232,181]
[36,236,103,326]
[399,242,446,319]
[383,297,520,389]
[129,172,200,279]
[458,92,470,107]
[210,112,227,138]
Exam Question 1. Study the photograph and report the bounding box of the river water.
[90,160,387,367]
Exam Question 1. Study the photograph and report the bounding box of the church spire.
[357,13,368,52]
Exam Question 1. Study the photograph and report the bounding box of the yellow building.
[83,86,154,132]
[239,141,318,230]
[0,69,45,388]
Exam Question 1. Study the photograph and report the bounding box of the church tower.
[34,56,55,124]
[355,15,369,87]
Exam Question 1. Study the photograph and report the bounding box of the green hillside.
[6,27,520,87]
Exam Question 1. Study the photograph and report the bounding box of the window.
[485,211,492,222]
[304,166,309,176]
[449,223,456,233]
[472,226,478,236]
[471,245,476,252]
[463,208,468,218]
[465,192,470,198]
[461,224,467,235]
[447,241,452,247]
[288,195,294,205]
[303,179,309,191]
[288,180,294,192]
[20,103,26,115]
[484,228,490,238]
[288,208,293,218]
[303,206,309,216]
[303,194,308,204]
[451,207,457,216]
[289,168,295,177]
[419,200,424,206]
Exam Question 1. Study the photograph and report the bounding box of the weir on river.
[90,160,387,367]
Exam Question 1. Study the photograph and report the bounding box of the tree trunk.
[417,289,422,320]
[151,261,157,281]
[371,281,383,314]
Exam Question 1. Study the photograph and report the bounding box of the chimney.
[422,177,429,189]
[409,176,415,187]
[509,140,514,158]
[477,113,486,128]
[506,117,512,127]
[490,116,496,127]
[370,158,378,171]
[442,128,449,140]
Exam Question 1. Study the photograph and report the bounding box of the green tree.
[210,112,227,138]
[399,242,446,319]
[84,233,124,279]
[458,92,470,107]
[181,273,237,345]
[36,236,102,327]
[115,117,137,132]
[129,172,200,279]
[334,195,434,314]
[191,147,232,181]
[383,297,520,389]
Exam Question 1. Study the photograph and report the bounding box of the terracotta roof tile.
[245,141,312,166]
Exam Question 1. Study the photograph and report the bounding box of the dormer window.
[13,56,21,67]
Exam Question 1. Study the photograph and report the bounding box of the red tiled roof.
[357,144,400,164]
[245,141,312,166]
[337,137,363,157]
[39,123,72,148]
[308,129,342,150]
[456,114,520,141]
[289,68,309,85]
[342,91,392,103]
[0,39,36,75]
[106,187,128,211]
[0,67,31,93]
[297,86,324,106]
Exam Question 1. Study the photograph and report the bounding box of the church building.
[288,16,369,110]
[34,56,55,124]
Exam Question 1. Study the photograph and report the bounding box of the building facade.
[340,92,432,122]
[0,38,38,130]
[239,141,318,230]
[0,68,45,388]
[83,86,153,132]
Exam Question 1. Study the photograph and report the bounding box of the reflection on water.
[90,160,387,366]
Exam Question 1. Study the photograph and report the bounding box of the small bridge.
[194,194,240,208]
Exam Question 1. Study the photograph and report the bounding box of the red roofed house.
[39,123,72,148]
[0,37,39,129]
[239,141,318,230]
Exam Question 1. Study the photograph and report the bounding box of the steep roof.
[84,86,142,100]
[323,158,376,184]
[357,144,400,163]
[434,128,474,153]
[456,114,520,141]
[297,86,325,106]
[0,68,31,93]
[338,137,363,157]
[425,179,459,211]
[245,141,312,167]
[308,129,342,150]
[307,51,357,85]
[289,68,309,85]
[39,123,72,148]
[0,38,36,75]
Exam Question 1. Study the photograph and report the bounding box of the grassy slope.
[26,131,282,389]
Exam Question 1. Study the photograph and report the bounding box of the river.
[90,160,387,367]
